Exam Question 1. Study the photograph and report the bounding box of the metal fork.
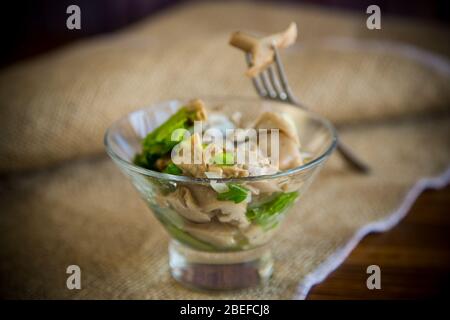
[245,46,370,173]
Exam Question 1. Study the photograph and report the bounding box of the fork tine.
[272,45,302,106]
[267,65,287,100]
[260,70,277,98]
[246,53,267,97]
[253,76,267,97]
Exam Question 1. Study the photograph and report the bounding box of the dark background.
[1,0,449,68]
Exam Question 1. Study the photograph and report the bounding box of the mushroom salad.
[133,99,307,251]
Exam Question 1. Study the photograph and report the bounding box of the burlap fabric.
[0,2,449,299]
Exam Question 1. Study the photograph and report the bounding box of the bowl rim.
[104,97,338,183]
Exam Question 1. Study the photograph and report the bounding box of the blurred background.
[2,0,449,68]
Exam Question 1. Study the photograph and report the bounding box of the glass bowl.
[104,97,337,290]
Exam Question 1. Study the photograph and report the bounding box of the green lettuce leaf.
[134,104,204,169]
[246,191,299,228]
[217,184,249,203]
[162,162,183,175]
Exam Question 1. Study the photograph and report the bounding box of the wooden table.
[308,186,450,299]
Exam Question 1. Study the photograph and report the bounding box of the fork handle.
[336,140,370,174]
[291,102,370,173]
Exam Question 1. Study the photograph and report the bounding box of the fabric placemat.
[0,2,449,299]
[1,116,449,299]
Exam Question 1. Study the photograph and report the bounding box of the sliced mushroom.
[183,221,239,248]
[247,180,282,194]
[280,179,305,193]
[165,186,211,223]
[186,98,207,121]
[254,111,303,171]
[229,22,297,77]
[174,132,251,178]
[189,185,250,228]
[244,141,279,176]
[278,133,303,170]
[254,111,299,145]
[216,211,249,229]
[220,165,249,178]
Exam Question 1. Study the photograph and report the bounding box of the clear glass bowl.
[104,97,337,290]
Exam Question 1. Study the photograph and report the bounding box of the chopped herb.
[246,192,298,227]
[217,183,249,203]
[212,152,235,166]
[162,162,183,175]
